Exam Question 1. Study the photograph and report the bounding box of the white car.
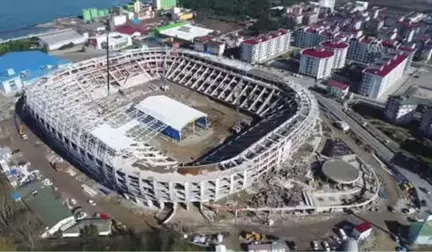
[70,198,77,205]
[311,241,319,251]
[322,241,330,251]
[338,228,348,240]
[88,199,96,206]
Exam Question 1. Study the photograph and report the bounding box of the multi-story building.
[347,36,382,63]
[153,0,176,10]
[368,18,384,32]
[359,52,408,98]
[420,106,432,137]
[293,25,330,48]
[327,80,350,98]
[397,45,416,71]
[384,95,418,124]
[320,40,349,69]
[193,36,226,56]
[377,27,398,40]
[240,29,290,63]
[299,48,335,79]
[303,12,319,25]
[319,0,335,11]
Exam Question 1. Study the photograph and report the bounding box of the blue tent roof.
[11,192,21,201]
[0,51,70,82]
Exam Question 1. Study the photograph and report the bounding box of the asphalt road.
[314,93,432,210]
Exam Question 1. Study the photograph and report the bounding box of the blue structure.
[0,51,71,95]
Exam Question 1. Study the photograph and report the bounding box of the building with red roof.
[360,52,408,98]
[327,80,349,98]
[320,40,349,69]
[351,222,372,241]
[240,29,291,63]
[299,47,334,79]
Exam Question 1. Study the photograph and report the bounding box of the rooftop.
[116,25,141,35]
[0,51,70,82]
[397,45,416,53]
[15,181,73,228]
[355,222,372,233]
[363,53,408,77]
[328,80,349,90]
[243,29,289,46]
[320,40,349,49]
[301,48,334,58]
[158,24,214,42]
[135,95,207,132]
[359,36,375,44]
[38,29,85,45]
[322,157,361,184]
[62,218,112,236]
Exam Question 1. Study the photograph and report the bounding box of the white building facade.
[320,40,349,69]
[240,29,291,63]
[384,95,418,124]
[299,48,334,79]
[88,32,133,51]
[359,52,408,98]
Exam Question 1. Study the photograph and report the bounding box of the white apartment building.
[359,52,408,98]
[319,0,335,11]
[299,48,335,79]
[294,26,331,48]
[384,95,418,124]
[240,29,290,63]
[347,36,382,63]
[320,40,349,69]
[420,107,432,137]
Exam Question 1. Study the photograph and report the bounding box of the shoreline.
[0,17,75,40]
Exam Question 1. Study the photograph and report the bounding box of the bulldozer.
[243,231,263,242]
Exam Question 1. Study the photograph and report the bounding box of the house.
[0,51,70,95]
[351,222,372,240]
[327,80,349,98]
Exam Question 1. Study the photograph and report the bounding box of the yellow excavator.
[19,124,28,140]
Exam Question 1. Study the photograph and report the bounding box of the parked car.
[338,229,348,240]
[88,199,96,206]
[321,241,330,251]
[331,235,341,244]
[311,241,319,250]
[420,187,431,195]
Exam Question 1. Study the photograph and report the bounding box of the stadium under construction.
[23,48,319,209]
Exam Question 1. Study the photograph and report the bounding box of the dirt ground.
[194,17,243,34]
[136,79,252,163]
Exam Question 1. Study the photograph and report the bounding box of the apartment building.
[420,107,432,137]
[294,26,330,48]
[240,29,290,63]
[320,40,349,69]
[347,36,382,63]
[299,48,335,79]
[359,52,408,98]
[384,95,418,124]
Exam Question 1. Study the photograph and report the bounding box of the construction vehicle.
[19,124,28,140]
[49,161,58,172]
[243,231,263,242]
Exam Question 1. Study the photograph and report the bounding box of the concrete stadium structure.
[24,48,319,209]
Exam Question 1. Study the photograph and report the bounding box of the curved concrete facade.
[25,48,318,209]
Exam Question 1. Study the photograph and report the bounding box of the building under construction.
[24,48,318,209]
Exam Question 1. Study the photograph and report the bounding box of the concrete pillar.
[159,200,165,210]
[229,174,234,194]
[185,202,189,211]
[242,170,248,189]
[215,178,220,200]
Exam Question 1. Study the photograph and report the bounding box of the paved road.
[314,93,432,210]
